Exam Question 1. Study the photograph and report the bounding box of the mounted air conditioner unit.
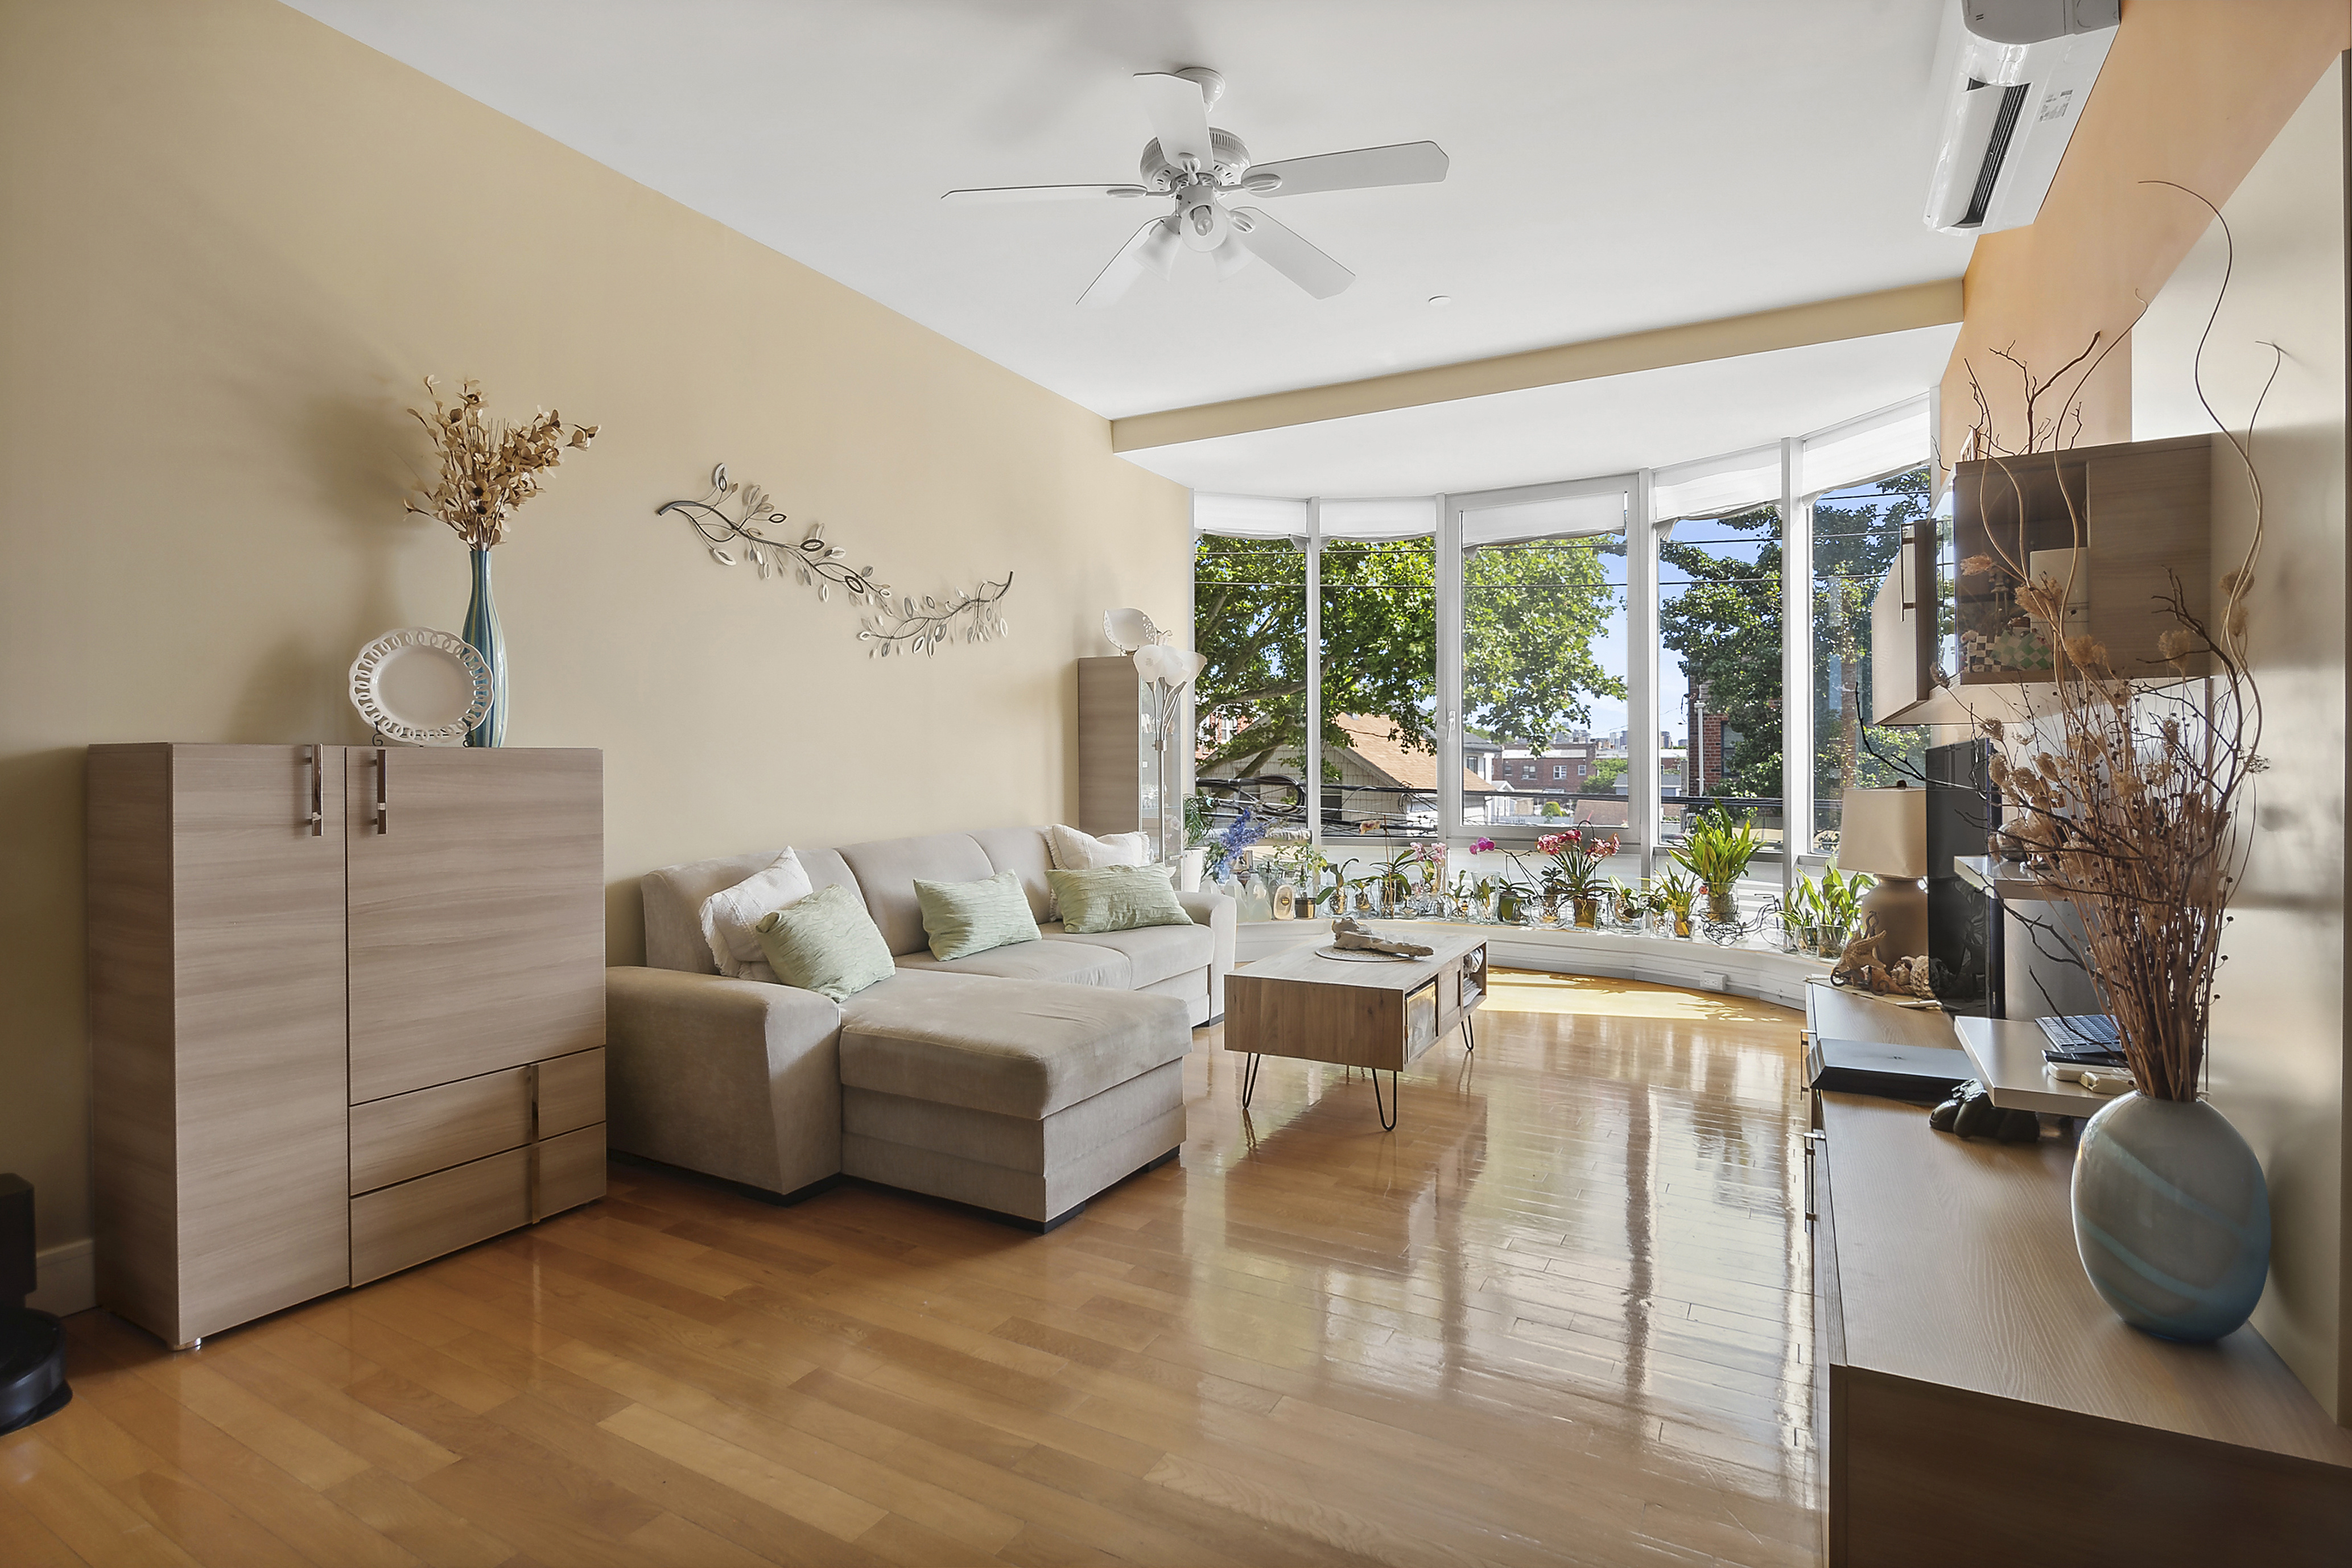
[1923,0,2119,236]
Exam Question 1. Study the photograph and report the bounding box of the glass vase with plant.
[1606,876,1647,929]
[1814,864,1871,954]
[1204,803,1268,884]
[1537,828,1619,928]
[1672,807,1762,923]
[1654,870,1699,939]
[1783,877,1822,955]
[1470,874,1498,925]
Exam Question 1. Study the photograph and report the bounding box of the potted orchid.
[1607,875,1647,929]
[1536,828,1621,929]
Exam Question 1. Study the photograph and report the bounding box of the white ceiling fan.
[943,67,1449,307]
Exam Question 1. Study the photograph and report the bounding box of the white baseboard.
[28,1237,94,1316]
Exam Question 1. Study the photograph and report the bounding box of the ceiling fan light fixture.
[1137,218,1182,278]
[1179,195,1230,252]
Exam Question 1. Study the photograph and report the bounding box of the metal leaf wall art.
[658,464,1013,657]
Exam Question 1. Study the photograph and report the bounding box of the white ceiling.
[286,0,1976,439]
[1124,322,1961,497]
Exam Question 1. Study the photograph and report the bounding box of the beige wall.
[0,0,1190,1285]
[1939,0,2349,468]
[2132,58,2349,1421]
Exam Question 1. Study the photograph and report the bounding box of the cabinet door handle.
[1803,1129,1827,1223]
[305,743,324,835]
[373,748,389,835]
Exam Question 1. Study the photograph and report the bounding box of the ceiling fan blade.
[1229,209,1354,299]
[1078,217,1179,308]
[942,183,1148,204]
[1134,72,1214,170]
[1246,141,1449,197]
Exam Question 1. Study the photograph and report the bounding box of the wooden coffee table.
[1223,931,1488,1129]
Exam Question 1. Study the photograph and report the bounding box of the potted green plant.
[1783,877,1822,955]
[1606,875,1646,928]
[1654,869,1699,939]
[1536,828,1619,928]
[1814,864,1872,955]
[1672,808,1762,923]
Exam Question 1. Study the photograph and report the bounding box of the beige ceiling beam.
[1109,278,1964,452]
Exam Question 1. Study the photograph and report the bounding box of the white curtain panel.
[1799,394,1931,498]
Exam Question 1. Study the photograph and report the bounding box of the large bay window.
[1190,393,1935,931]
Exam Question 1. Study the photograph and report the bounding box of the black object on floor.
[0,1307,68,1435]
[0,1172,72,1435]
[1807,1036,1977,1103]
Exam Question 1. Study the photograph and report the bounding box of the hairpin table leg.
[1240,1052,1261,1108]
[1461,1014,1476,1054]
[1371,1068,1397,1132]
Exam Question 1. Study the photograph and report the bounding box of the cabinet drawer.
[534,1123,606,1219]
[350,1146,529,1285]
[537,1048,604,1139]
[348,1072,534,1194]
[350,1068,530,1195]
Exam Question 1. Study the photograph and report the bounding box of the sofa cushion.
[967,826,1056,923]
[838,971,1190,1119]
[754,885,897,1002]
[837,832,995,956]
[914,869,1041,960]
[1039,922,1215,989]
[641,846,859,974]
[701,849,813,980]
[894,939,1130,989]
[1048,865,1191,935]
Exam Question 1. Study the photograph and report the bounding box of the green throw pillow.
[1047,865,1193,935]
[914,869,1042,961]
[753,884,896,1001]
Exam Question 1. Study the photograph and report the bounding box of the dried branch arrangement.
[405,378,596,549]
[658,464,1013,657]
[1959,184,2275,1103]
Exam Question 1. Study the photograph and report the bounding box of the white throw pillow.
[700,849,812,981]
[1047,824,1152,871]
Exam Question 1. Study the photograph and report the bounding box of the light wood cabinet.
[1075,656,1165,849]
[89,744,605,1347]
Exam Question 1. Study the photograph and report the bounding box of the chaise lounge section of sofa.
[605,826,1236,1229]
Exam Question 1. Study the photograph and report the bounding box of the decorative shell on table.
[349,628,493,745]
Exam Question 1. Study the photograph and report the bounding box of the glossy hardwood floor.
[3,972,1817,1567]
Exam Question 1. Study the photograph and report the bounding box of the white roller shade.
[1460,487,1627,546]
[1193,493,1309,539]
[1319,496,1438,540]
[1651,445,1781,522]
[1800,395,1930,497]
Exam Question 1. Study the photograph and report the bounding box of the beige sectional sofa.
[605,826,1236,1229]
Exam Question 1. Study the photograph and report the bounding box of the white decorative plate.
[349,628,492,745]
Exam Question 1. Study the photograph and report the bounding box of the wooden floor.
[3,972,1818,1568]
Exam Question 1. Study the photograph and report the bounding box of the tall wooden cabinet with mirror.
[88,744,604,1348]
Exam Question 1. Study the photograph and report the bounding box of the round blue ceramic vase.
[2071,1091,2270,1342]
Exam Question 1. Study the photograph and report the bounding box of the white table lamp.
[1838,784,1930,958]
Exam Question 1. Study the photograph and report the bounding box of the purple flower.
[1472,837,1496,855]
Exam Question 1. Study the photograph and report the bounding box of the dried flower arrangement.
[405,378,597,550]
[1956,186,2273,1104]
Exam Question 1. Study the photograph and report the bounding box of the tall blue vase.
[2072,1092,2270,1342]
[462,547,507,747]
